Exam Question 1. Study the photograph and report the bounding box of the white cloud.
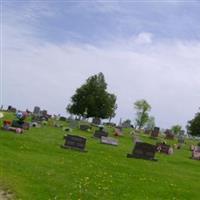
[134,32,153,44]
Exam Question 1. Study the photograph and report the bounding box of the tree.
[67,72,117,120]
[134,99,151,129]
[145,116,155,130]
[171,125,182,135]
[122,119,132,128]
[187,111,200,136]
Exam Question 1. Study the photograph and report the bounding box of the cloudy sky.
[2,0,200,129]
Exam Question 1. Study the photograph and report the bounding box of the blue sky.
[2,1,200,129]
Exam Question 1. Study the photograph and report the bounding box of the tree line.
[67,72,200,136]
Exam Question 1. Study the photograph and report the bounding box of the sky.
[1,0,200,129]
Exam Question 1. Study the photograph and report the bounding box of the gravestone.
[178,135,185,144]
[127,142,157,161]
[100,136,118,146]
[165,129,174,140]
[151,127,160,138]
[93,126,108,139]
[80,124,91,131]
[61,134,87,152]
[92,118,101,125]
[114,127,123,136]
[33,106,40,115]
[156,143,173,155]
[7,106,16,112]
[192,151,200,160]
[69,120,79,129]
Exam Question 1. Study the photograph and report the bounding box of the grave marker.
[93,126,108,139]
[100,136,118,146]
[165,129,174,140]
[151,127,160,138]
[156,143,173,155]
[69,120,79,129]
[127,142,157,161]
[61,134,87,152]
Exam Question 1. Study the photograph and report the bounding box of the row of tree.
[66,72,200,136]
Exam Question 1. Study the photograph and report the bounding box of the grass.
[0,112,200,200]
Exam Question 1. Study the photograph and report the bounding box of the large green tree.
[134,99,151,129]
[67,72,117,120]
[187,111,200,136]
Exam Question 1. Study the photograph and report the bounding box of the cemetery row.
[0,106,200,161]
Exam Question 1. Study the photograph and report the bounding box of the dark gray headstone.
[127,142,157,161]
[93,130,108,139]
[100,136,118,146]
[151,127,160,138]
[61,134,87,152]
[33,106,40,115]
[165,129,174,140]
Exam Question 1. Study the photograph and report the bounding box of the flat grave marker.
[100,136,118,146]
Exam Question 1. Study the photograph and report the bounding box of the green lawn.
[0,112,199,200]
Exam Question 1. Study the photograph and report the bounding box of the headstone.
[80,124,91,131]
[93,127,108,139]
[100,136,118,146]
[178,135,185,144]
[192,151,200,160]
[151,127,160,138]
[7,106,16,112]
[69,120,79,129]
[61,134,87,152]
[114,127,123,136]
[165,129,174,140]
[127,142,157,161]
[92,118,101,125]
[156,143,173,155]
[33,106,40,115]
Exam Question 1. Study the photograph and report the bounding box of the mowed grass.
[0,112,200,200]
